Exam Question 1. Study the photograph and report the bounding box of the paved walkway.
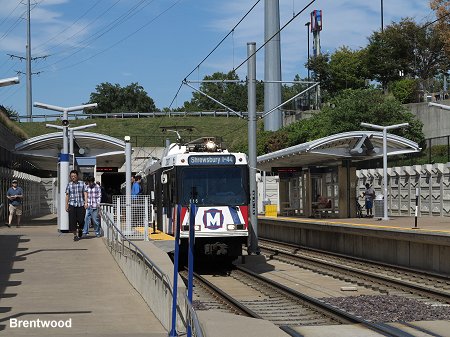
[0,214,167,336]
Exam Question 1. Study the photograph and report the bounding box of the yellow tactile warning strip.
[133,227,175,240]
[260,216,450,234]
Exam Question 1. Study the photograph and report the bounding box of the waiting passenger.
[83,176,102,238]
[65,170,86,241]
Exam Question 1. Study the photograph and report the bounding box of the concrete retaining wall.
[104,238,187,333]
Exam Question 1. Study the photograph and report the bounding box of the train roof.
[145,137,248,174]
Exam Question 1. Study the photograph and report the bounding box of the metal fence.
[111,195,154,240]
[100,203,204,337]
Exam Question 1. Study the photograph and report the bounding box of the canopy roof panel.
[14,131,126,171]
[257,131,420,171]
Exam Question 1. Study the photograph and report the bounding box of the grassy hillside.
[15,116,251,151]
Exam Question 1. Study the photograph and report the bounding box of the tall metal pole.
[264,0,282,131]
[125,136,132,233]
[247,42,259,254]
[59,109,69,230]
[305,22,311,82]
[305,21,311,109]
[26,0,32,122]
[382,128,388,220]
[381,0,384,32]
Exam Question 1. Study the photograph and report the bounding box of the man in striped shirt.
[65,170,86,241]
[83,176,102,237]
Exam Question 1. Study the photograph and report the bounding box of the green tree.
[307,47,368,98]
[87,82,157,115]
[282,89,424,150]
[389,78,420,103]
[182,71,265,113]
[365,18,448,91]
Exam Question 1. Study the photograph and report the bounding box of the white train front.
[144,137,250,260]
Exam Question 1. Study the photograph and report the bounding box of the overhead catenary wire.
[35,0,180,73]
[33,0,103,54]
[233,0,316,74]
[183,0,261,81]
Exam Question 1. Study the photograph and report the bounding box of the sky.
[0,0,434,119]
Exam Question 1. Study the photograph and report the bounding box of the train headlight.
[227,224,236,230]
[194,225,201,231]
[205,140,217,152]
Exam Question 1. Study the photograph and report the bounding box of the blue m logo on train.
[203,209,224,230]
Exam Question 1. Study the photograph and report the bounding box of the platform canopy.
[257,131,420,171]
[14,131,126,171]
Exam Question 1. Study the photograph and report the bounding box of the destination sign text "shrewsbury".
[188,155,236,165]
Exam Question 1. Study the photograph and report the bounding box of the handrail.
[100,203,204,337]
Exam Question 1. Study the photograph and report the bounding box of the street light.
[361,122,409,220]
[0,76,20,87]
[34,102,98,231]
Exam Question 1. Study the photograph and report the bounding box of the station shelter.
[257,131,420,218]
[14,131,126,214]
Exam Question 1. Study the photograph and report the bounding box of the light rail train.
[144,136,249,261]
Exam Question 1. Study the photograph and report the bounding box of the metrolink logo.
[10,318,72,328]
[203,209,224,230]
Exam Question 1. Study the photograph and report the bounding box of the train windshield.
[179,166,248,206]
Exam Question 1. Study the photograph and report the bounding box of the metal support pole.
[169,204,182,337]
[264,0,282,131]
[144,196,149,241]
[125,137,132,234]
[26,0,32,122]
[69,129,74,170]
[247,42,259,254]
[382,128,388,221]
[187,203,196,337]
[59,110,69,231]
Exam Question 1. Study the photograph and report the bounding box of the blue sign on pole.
[169,204,182,337]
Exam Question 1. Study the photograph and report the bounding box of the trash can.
[373,195,384,219]
[265,204,277,217]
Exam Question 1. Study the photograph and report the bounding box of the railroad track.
[258,238,450,305]
[183,268,415,337]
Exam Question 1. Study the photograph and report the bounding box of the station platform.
[0,214,167,336]
[258,215,450,275]
[261,214,450,234]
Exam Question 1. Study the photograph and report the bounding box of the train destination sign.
[188,155,236,166]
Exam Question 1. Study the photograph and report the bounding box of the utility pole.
[26,0,32,122]
[8,0,47,122]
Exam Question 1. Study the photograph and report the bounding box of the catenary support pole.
[264,0,282,131]
[247,42,259,254]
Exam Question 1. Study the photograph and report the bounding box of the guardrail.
[18,111,265,122]
[100,203,204,337]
